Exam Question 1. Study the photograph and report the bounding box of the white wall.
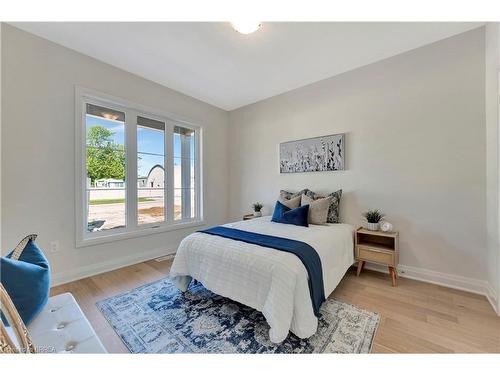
[485,23,499,312]
[1,24,230,284]
[229,28,487,286]
[0,23,2,249]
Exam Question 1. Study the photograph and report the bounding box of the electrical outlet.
[50,241,60,253]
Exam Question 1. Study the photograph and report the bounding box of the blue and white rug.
[97,278,379,353]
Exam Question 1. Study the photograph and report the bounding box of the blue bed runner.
[198,226,325,317]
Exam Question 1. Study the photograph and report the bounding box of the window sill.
[76,219,206,248]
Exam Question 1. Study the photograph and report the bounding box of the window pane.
[137,117,165,225]
[191,188,196,218]
[85,105,126,232]
[174,126,196,220]
[138,117,165,154]
[174,188,182,220]
[190,159,195,186]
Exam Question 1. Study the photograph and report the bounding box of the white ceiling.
[12,22,483,110]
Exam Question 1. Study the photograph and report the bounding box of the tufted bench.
[4,292,107,353]
[26,293,106,353]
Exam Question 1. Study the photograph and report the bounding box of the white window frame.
[75,86,203,247]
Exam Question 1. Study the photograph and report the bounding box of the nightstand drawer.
[357,245,394,265]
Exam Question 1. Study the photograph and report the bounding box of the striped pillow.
[279,189,309,201]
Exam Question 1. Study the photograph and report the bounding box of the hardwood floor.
[50,259,500,353]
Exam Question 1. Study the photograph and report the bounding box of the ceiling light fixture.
[231,21,262,35]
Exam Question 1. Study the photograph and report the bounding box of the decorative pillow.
[279,195,301,209]
[279,189,309,201]
[301,194,332,225]
[305,189,342,223]
[271,201,309,227]
[0,235,50,326]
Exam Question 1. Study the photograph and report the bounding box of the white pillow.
[279,195,301,209]
[301,194,331,225]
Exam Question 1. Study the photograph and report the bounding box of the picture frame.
[279,133,345,173]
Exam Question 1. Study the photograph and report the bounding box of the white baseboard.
[486,282,499,315]
[51,245,178,287]
[364,263,499,315]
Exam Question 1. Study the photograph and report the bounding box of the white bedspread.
[169,216,354,343]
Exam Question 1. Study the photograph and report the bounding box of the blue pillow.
[1,235,50,325]
[271,201,309,227]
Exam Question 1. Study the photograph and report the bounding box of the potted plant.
[363,209,385,231]
[252,202,263,217]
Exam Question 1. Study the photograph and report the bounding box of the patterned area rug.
[97,278,379,353]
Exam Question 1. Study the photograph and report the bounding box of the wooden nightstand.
[355,227,399,286]
[243,214,256,220]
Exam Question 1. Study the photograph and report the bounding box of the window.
[137,116,165,225]
[174,126,196,220]
[85,104,126,232]
[76,88,202,246]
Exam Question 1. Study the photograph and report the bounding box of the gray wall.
[0,23,2,249]
[1,24,230,283]
[229,28,487,281]
[485,23,500,311]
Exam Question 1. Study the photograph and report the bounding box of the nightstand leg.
[389,267,397,287]
[356,261,364,276]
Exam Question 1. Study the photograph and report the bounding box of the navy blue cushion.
[1,237,50,325]
[271,200,289,222]
[271,200,310,227]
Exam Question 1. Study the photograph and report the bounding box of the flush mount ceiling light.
[230,21,262,34]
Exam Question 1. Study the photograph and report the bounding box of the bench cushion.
[28,293,106,353]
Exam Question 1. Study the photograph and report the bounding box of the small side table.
[243,214,257,221]
[355,227,399,286]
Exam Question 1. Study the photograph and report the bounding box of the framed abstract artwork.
[279,133,345,173]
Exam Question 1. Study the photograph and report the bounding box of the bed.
[169,216,354,343]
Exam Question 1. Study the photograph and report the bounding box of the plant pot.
[254,211,262,217]
[365,222,379,231]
